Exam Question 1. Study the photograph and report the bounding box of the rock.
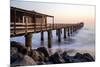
[29,50,40,62]
[11,41,23,48]
[29,49,46,65]
[82,53,95,62]
[37,61,45,65]
[49,52,65,64]
[37,47,49,57]
[11,41,28,55]
[70,58,82,63]
[38,51,45,62]
[10,46,19,64]
[10,52,20,64]
[11,47,18,56]
[10,41,25,64]
[11,41,36,66]
[20,55,37,65]
[73,52,94,62]
[11,53,37,66]
[74,53,83,59]
[62,51,72,63]
[73,52,87,62]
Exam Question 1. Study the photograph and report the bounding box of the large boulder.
[20,55,37,65]
[74,52,83,59]
[10,51,20,64]
[11,41,37,66]
[29,49,46,65]
[11,41,27,55]
[10,41,26,64]
[73,52,94,62]
[49,52,65,64]
[28,49,40,62]
[82,53,95,62]
[37,47,49,57]
[62,51,72,63]
[11,54,37,66]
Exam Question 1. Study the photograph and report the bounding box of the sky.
[11,1,95,27]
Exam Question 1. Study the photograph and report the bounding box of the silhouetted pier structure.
[10,7,84,49]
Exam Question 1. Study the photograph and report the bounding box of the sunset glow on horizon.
[11,1,95,26]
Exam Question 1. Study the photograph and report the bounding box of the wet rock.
[11,41,27,55]
[11,47,18,56]
[37,61,45,65]
[38,51,45,61]
[73,52,94,62]
[82,53,95,62]
[29,49,40,62]
[11,41,24,49]
[37,47,49,57]
[62,51,72,63]
[10,41,25,64]
[11,41,36,66]
[10,52,20,64]
[73,53,87,62]
[49,52,65,64]
[29,49,46,65]
[74,53,83,59]
[10,46,18,64]
[20,55,37,65]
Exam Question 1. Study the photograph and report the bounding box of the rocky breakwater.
[10,41,95,66]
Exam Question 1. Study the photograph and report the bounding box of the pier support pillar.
[64,28,66,39]
[73,26,76,32]
[25,33,32,50]
[57,29,61,42]
[67,27,70,37]
[74,26,76,32]
[75,25,78,32]
[70,26,73,35]
[72,26,74,32]
[48,30,52,48]
[41,31,44,41]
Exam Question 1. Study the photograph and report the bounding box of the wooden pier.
[10,7,84,50]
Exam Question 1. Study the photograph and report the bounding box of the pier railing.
[11,22,84,37]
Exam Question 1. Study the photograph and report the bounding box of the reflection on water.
[10,26,95,58]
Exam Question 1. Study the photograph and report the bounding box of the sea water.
[10,24,95,58]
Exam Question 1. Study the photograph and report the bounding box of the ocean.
[10,24,95,58]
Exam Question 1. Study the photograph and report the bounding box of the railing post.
[45,16,47,30]
[41,15,43,31]
[34,14,36,32]
[24,16,28,34]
